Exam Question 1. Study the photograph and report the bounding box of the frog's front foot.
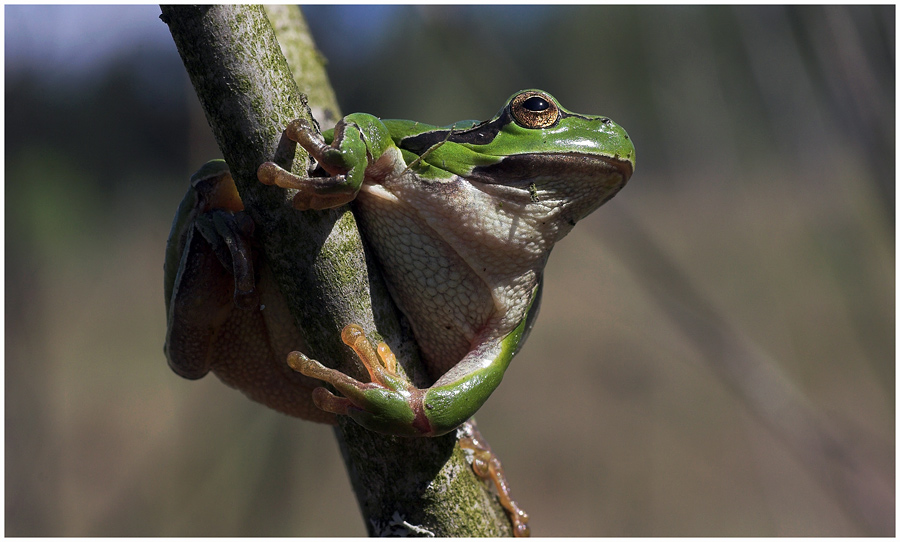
[286,324,437,436]
[257,118,365,211]
[459,422,531,537]
[258,161,358,211]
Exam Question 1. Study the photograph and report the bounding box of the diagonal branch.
[160,4,515,536]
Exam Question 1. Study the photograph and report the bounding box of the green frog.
[164,90,634,536]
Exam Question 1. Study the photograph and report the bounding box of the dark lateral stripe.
[399,108,602,156]
[399,112,510,155]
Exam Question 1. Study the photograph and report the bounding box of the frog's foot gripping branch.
[257,117,366,212]
[287,325,531,536]
[459,422,531,537]
[286,324,436,437]
[258,160,357,211]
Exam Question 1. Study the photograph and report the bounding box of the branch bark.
[161,5,515,536]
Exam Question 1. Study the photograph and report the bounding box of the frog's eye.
[510,91,560,129]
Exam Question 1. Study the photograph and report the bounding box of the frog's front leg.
[258,116,385,211]
[282,314,526,438]
[294,327,530,534]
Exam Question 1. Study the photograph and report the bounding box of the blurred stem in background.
[601,206,893,534]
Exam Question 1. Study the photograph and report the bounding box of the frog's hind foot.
[458,421,531,537]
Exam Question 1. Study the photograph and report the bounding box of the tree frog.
[256,89,634,437]
[165,90,634,536]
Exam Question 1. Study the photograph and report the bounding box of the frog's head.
[463,90,635,239]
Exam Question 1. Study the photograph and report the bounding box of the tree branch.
[161,5,515,536]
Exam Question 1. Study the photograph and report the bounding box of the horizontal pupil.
[523,96,549,111]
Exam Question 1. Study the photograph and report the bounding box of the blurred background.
[5,4,894,536]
